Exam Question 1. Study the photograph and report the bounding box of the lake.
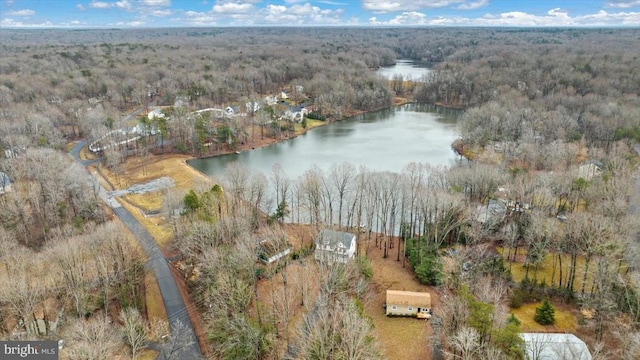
[188,103,460,182]
[377,59,433,81]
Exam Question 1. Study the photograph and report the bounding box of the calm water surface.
[377,59,433,81]
[189,103,460,181]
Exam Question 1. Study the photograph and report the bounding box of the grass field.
[510,301,577,333]
[123,192,164,212]
[94,153,214,248]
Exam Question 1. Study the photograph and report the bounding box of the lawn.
[123,192,164,212]
[119,199,174,248]
[510,301,577,333]
[93,153,215,248]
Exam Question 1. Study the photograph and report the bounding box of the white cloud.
[427,9,640,26]
[263,2,344,25]
[0,18,54,28]
[114,0,132,10]
[362,6,640,27]
[267,5,287,15]
[141,0,171,6]
[6,9,35,16]
[457,0,488,10]
[289,3,321,15]
[179,10,218,25]
[89,1,111,9]
[116,20,145,26]
[362,0,478,12]
[607,0,640,8]
[387,11,428,25]
[150,9,172,16]
[213,2,254,13]
[88,0,132,10]
[76,3,86,10]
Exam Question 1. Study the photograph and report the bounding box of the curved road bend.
[71,140,202,359]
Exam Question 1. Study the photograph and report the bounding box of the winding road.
[71,140,201,359]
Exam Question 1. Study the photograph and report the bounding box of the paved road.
[71,140,202,359]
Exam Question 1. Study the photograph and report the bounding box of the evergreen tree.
[494,314,525,358]
[534,299,555,325]
[183,190,201,213]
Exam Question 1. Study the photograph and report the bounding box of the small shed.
[577,160,603,181]
[385,290,431,318]
[258,238,292,264]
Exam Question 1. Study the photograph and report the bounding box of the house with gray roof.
[314,229,356,264]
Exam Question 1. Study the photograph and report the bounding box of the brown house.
[385,290,432,319]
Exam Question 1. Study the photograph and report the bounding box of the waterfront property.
[314,229,356,264]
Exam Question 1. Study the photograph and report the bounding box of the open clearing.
[363,236,439,360]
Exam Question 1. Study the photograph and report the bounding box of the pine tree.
[534,299,555,325]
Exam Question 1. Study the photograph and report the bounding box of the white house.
[521,333,592,360]
[0,172,11,194]
[314,230,356,263]
[246,101,261,114]
[147,108,165,120]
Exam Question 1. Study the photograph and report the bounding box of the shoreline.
[188,97,419,162]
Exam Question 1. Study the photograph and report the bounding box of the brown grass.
[363,235,439,360]
[93,153,215,248]
[104,154,212,191]
[144,272,168,342]
[510,301,577,333]
[118,199,174,248]
[123,192,164,212]
[138,349,160,360]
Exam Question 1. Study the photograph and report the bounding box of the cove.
[188,103,461,182]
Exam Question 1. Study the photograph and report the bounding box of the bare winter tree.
[61,317,124,360]
[446,326,481,360]
[329,162,356,228]
[159,320,197,360]
[120,307,148,359]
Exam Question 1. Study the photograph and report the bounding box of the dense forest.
[1,27,639,359]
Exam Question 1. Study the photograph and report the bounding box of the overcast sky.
[1,0,639,28]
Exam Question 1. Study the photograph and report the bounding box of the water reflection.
[188,103,460,181]
[377,59,434,82]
